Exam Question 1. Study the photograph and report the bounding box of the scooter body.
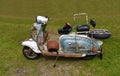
[21,32,103,60]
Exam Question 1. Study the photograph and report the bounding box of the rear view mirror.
[90,19,96,27]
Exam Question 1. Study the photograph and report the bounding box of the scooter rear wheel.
[99,47,103,60]
[22,46,40,60]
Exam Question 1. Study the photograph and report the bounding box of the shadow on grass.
[42,55,96,61]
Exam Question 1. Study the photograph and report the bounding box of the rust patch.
[70,46,85,49]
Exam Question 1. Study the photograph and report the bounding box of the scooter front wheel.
[22,46,40,60]
[99,47,103,60]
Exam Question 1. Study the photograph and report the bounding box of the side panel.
[60,35,100,55]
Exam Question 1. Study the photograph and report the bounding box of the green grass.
[0,0,120,76]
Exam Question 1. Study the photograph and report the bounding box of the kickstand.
[53,51,59,68]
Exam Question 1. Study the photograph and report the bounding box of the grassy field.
[0,0,120,76]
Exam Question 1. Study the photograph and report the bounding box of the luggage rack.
[91,29,110,34]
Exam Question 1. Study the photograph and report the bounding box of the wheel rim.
[23,47,37,59]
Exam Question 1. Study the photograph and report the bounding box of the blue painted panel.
[60,35,100,55]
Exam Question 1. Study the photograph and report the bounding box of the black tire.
[82,55,96,60]
[99,47,103,60]
[22,46,40,60]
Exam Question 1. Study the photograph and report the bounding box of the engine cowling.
[59,34,100,54]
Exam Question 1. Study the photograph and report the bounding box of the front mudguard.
[21,38,41,53]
